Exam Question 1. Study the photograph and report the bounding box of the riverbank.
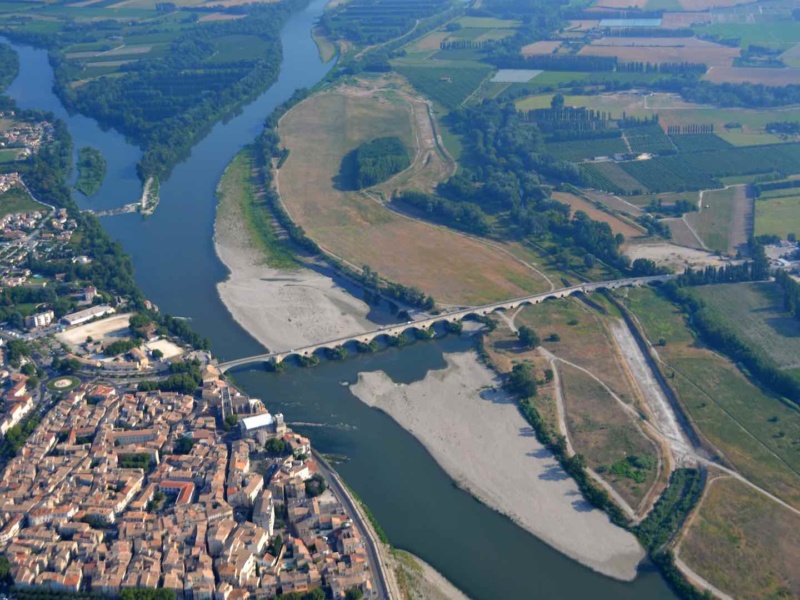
[349,351,646,582]
[392,550,470,600]
[214,151,375,352]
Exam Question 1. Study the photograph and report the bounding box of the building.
[24,310,54,329]
[61,305,115,327]
[238,412,285,439]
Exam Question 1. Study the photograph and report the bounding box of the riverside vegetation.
[75,146,106,197]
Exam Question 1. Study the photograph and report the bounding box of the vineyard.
[322,0,450,44]
[546,137,627,161]
[581,161,647,194]
[395,65,492,109]
[670,133,733,153]
[623,125,674,154]
[619,158,718,193]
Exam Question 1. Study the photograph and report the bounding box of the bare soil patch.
[678,0,755,9]
[705,66,800,86]
[582,38,738,67]
[553,191,646,238]
[278,81,549,304]
[623,242,727,270]
[679,477,800,600]
[521,40,562,56]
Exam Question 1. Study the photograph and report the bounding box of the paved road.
[313,450,394,599]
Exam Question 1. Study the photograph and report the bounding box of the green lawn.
[0,186,45,218]
[0,148,18,163]
[755,194,800,239]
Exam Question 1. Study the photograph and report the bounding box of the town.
[0,369,376,599]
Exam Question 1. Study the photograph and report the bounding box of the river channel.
[3,3,678,598]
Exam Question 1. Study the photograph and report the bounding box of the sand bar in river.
[350,351,646,581]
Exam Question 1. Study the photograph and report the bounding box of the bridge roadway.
[217,275,672,372]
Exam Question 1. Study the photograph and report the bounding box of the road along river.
[3,2,678,597]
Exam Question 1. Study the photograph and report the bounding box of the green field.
[695,22,800,50]
[755,194,800,239]
[0,148,18,163]
[582,161,646,194]
[208,35,271,63]
[456,16,520,28]
[546,137,627,161]
[622,287,800,508]
[692,282,800,370]
[0,186,45,218]
[684,186,737,253]
[394,64,492,109]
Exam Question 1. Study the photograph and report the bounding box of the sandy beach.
[350,351,646,581]
[213,162,375,353]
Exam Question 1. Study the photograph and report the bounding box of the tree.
[789,232,797,243]
[505,362,538,398]
[517,325,540,349]
[265,437,288,456]
[152,348,164,359]
[175,435,194,455]
[0,554,11,585]
[551,93,565,111]
[224,413,238,431]
[345,588,364,600]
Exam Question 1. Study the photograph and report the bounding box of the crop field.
[278,86,550,304]
[393,64,492,109]
[583,189,644,216]
[705,66,800,86]
[622,287,800,508]
[618,143,800,193]
[324,0,450,45]
[624,125,675,154]
[626,190,700,208]
[669,133,732,153]
[619,158,716,192]
[692,282,800,370]
[755,194,800,239]
[552,191,645,239]
[456,16,520,28]
[520,40,562,56]
[680,478,800,600]
[582,161,648,194]
[695,22,800,50]
[578,38,738,67]
[545,136,627,161]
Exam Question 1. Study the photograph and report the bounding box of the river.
[3,3,678,598]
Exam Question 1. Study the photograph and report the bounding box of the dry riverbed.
[214,157,374,352]
[350,351,646,581]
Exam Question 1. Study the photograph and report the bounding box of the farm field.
[393,64,492,109]
[516,92,800,146]
[552,191,645,239]
[582,161,648,195]
[578,38,739,67]
[621,287,800,508]
[0,186,44,218]
[679,477,800,600]
[684,186,745,254]
[520,40,562,56]
[545,136,627,161]
[277,85,551,305]
[695,22,800,50]
[691,282,800,370]
[705,66,800,86]
[755,194,800,239]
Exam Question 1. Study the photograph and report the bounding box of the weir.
[218,274,672,371]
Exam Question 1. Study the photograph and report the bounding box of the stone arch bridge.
[217,275,671,372]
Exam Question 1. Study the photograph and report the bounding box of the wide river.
[3,3,678,598]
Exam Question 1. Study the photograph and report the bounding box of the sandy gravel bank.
[214,166,374,353]
[392,550,470,600]
[350,352,645,581]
